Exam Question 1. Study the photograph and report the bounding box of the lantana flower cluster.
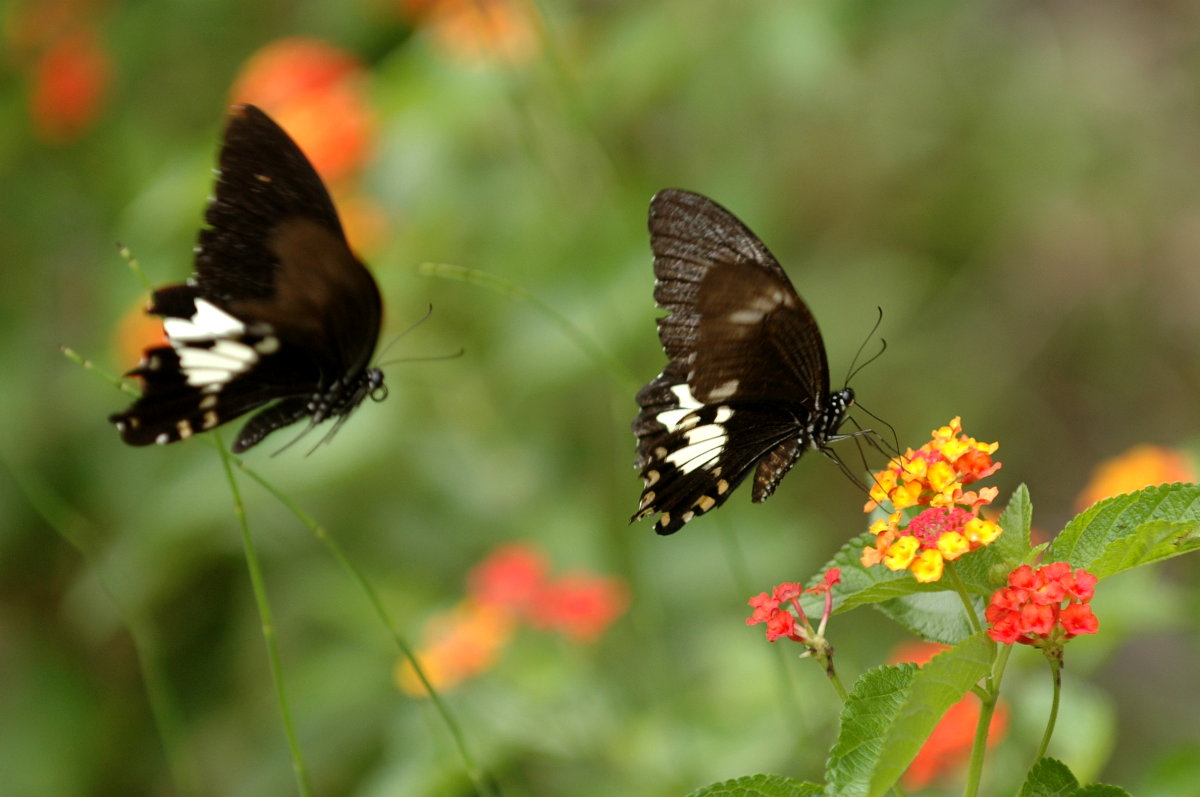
[747,569,841,653]
[862,417,1003,583]
[985,562,1099,647]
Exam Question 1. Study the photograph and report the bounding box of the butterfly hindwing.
[109,105,384,453]
[632,189,854,534]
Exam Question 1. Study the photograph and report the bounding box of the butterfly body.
[110,105,384,453]
[632,189,854,534]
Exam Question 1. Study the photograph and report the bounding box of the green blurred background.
[4,0,1200,794]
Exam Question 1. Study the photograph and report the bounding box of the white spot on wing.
[164,299,247,343]
[708,380,739,401]
[177,339,259,387]
[657,383,703,432]
[666,422,729,474]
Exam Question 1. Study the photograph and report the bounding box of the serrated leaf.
[874,590,982,644]
[867,633,993,794]
[1085,519,1200,579]
[685,773,822,797]
[1074,785,1131,796]
[1046,483,1200,575]
[826,664,917,797]
[1019,757,1079,796]
[997,483,1033,555]
[826,634,993,797]
[954,484,1035,593]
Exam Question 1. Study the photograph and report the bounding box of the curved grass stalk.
[211,432,314,796]
[233,458,498,797]
[419,262,638,389]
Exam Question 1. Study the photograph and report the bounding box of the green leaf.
[1019,757,1079,796]
[1045,483,1200,576]
[1017,758,1131,797]
[826,664,917,797]
[826,634,993,797]
[874,590,982,644]
[954,483,1035,593]
[1074,785,1131,796]
[685,774,822,797]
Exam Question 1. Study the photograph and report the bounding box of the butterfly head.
[368,367,387,402]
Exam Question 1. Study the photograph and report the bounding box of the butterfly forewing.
[109,105,384,453]
[632,189,853,534]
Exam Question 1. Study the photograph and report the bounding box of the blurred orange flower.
[29,29,112,143]
[111,296,167,370]
[229,38,375,184]
[397,543,628,695]
[1075,444,1196,511]
[399,0,539,66]
[890,642,1009,790]
[396,600,516,695]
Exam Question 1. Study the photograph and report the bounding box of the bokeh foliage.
[3,1,1200,794]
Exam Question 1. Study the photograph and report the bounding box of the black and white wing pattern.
[110,104,385,453]
[632,189,855,534]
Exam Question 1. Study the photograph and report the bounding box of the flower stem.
[962,642,1010,797]
[945,562,983,636]
[1034,650,1063,762]
[213,433,313,797]
[234,458,498,797]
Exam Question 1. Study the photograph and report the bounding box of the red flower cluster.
[985,563,1099,646]
[747,569,840,645]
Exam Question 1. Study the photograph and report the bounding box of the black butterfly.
[110,104,385,453]
[631,189,856,534]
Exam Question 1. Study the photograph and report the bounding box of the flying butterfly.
[109,104,385,453]
[631,189,857,534]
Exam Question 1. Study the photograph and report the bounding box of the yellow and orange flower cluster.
[861,418,1003,583]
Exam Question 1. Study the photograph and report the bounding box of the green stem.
[945,562,984,636]
[234,459,498,797]
[962,642,1011,797]
[1034,650,1063,762]
[824,659,849,702]
[213,434,313,797]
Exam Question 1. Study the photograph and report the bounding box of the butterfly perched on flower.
[631,189,856,534]
[109,104,385,453]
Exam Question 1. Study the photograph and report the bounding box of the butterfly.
[631,189,856,534]
[109,104,385,453]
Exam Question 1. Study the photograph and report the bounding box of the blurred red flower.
[29,29,112,143]
[467,542,549,613]
[228,38,375,185]
[526,572,629,643]
[398,542,628,695]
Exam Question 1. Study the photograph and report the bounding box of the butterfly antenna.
[373,303,435,364]
[843,307,886,388]
[376,348,465,369]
